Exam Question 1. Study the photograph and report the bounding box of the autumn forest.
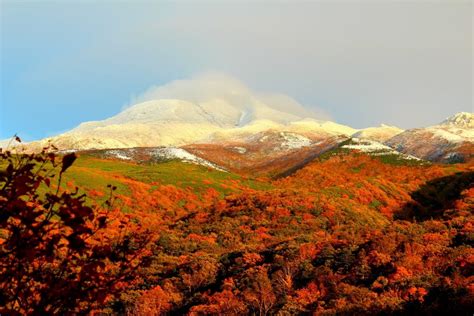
[1,143,473,315]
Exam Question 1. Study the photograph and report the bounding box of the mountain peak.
[352,124,403,142]
[441,112,474,128]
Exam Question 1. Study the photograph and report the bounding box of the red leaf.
[61,153,77,173]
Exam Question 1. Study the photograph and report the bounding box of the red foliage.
[0,150,152,314]
[2,148,473,314]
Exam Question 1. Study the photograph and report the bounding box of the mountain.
[441,111,474,128]
[25,96,356,151]
[352,124,403,142]
[6,87,472,167]
[386,112,474,163]
[184,133,346,176]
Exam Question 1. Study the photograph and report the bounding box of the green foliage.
[375,153,427,166]
[65,155,272,196]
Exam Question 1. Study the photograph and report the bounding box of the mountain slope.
[184,134,346,176]
[441,111,474,128]
[386,112,474,163]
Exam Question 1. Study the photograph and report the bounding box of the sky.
[1,0,472,141]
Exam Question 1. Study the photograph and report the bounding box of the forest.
[1,145,473,315]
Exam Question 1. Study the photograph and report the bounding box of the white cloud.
[128,72,331,120]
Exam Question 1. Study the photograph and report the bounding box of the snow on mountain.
[289,119,357,137]
[352,124,403,142]
[342,138,421,160]
[385,112,474,163]
[105,149,133,160]
[151,147,226,171]
[30,101,354,151]
[440,112,474,129]
[101,147,226,171]
[208,118,355,146]
[343,138,393,152]
[279,132,312,150]
[183,135,344,176]
[427,127,472,143]
[73,98,301,132]
[24,74,358,151]
[17,70,472,166]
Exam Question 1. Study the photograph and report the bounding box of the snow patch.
[233,146,247,154]
[280,132,312,150]
[343,138,421,160]
[152,147,226,171]
[107,150,132,160]
[342,138,393,152]
[428,128,470,143]
[290,119,357,136]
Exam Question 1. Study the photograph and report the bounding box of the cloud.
[129,72,331,120]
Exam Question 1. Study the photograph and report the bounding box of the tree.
[242,266,276,316]
[128,285,172,315]
[0,147,151,314]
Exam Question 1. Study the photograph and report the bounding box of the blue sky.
[1,1,472,141]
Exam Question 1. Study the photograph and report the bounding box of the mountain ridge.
[4,98,473,165]
[23,97,357,151]
[385,112,474,163]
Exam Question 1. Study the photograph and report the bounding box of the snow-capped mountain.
[25,97,355,151]
[386,112,474,163]
[17,73,365,151]
[5,75,472,167]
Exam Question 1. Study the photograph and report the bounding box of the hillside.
[59,153,271,203]
[102,152,473,313]
[5,148,471,314]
